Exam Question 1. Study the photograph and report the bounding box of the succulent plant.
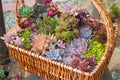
[37,16,58,35]
[65,37,88,55]
[19,6,33,18]
[47,8,56,17]
[55,13,79,42]
[1,29,24,47]
[32,34,56,54]
[18,28,32,49]
[32,3,46,19]
[84,40,106,62]
[80,25,92,39]
[69,56,97,72]
[45,0,52,4]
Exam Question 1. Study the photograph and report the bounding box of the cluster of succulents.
[1,0,108,72]
[55,13,79,42]
[84,40,106,62]
[37,16,58,35]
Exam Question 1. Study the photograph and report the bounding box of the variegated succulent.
[32,34,56,54]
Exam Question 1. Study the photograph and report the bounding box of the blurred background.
[0,0,120,80]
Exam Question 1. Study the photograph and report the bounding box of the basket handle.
[90,0,116,56]
[15,0,25,26]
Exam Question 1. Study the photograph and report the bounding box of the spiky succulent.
[55,13,79,42]
[32,34,56,54]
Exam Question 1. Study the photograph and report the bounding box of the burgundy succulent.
[45,0,52,4]
[23,20,32,27]
[87,56,97,67]
[70,58,80,68]
[77,59,90,72]
[47,8,56,17]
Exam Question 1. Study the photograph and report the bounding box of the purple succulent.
[87,56,97,67]
[77,59,90,72]
[65,37,88,55]
[30,22,38,30]
[45,44,65,61]
[80,25,92,39]
[1,34,12,43]
[70,58,80,68]
[58,41,66,49]
[63,56,72,65]
[13,36,23,46]
[45,49,64,60]
[23,20,32,27]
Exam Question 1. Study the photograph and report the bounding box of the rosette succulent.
[32,34,56,54]
[80,25,92,39]
[65,37,88,55]
[37,16,58,34]
[44,43,65,61]
[19,6,33,18]
[70,56,97,72]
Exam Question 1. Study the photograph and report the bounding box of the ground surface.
[1,0,120,80]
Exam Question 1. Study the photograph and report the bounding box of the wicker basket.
[5,0,119,80]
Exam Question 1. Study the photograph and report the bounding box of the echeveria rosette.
[63,56,72,65]
[45,45,65,61]
[65,37,88,55]
[80,25,92,39]
[19,6,33,18]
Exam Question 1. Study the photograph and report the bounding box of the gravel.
[3,11,16,31]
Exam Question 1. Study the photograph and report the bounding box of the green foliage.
[37,16,58,34]
[19,6,33,18]
[110,4,120,20]
[55,13,79,42]
[18,28,32,49]
[84,40,106,62]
